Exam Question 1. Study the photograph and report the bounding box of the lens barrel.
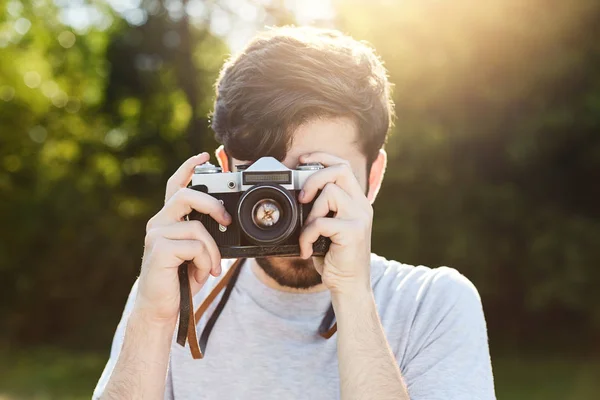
[237,184,298,245]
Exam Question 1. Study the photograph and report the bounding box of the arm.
[94,152,232,399]
[333,286,409,400]
[101,309,175,400]
[297,151,409,400]
[333,268,495,400]
[298,152,494,399]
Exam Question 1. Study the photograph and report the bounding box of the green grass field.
[0,348,598,399]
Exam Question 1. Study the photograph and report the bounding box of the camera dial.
[297,162,324,171]
[194,162,222,174]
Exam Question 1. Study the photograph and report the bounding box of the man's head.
[210,26,394,289]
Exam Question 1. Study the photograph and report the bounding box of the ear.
[366,149,387,204]
[215,145,230,172]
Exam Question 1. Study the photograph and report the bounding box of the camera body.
[189,157,331,259]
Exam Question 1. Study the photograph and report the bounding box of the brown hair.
[211,26,394,168]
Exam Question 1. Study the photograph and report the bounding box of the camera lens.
[237,185,298,245]
[252,199,281,228]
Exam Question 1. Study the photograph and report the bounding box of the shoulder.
[371,253,479,300]
[369,253,484,323]
[370,256,495,398]
[369,254,491,374]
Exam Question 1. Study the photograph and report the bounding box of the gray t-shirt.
[93,254,495,399]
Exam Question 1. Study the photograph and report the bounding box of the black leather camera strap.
[176,258,338,359]
[318,303,337,339]
[176,259,243,359]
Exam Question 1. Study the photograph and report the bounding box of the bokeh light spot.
[185,0,206,19]
[0,86,15,101]
[58,31,76,48]
[105,129,128,149]
[29,125,48,143]
[41,80,59,98]
[119,98,140,118]
[124,8,147,26]
[4,155,22,172]
[14,18,31,35]
[24,71,41,88]
[51,91,69,107]
[65,97,81,113]
[7,1,23,17]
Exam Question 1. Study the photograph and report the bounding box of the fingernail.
[298,190,305,201]
[196,152,208,158]
[224,212,232,223]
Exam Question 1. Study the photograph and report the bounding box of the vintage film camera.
[189,157,331,258]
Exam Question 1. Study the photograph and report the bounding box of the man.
[94,26,495,399]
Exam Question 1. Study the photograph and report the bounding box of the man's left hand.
[298,152,373,295]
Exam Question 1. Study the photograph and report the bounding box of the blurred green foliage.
[1,347,598,399]
[0,0,598,360]
[338,0,600,347]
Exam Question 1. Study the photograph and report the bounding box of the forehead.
[283,116,364,167]
[229,116,368,181]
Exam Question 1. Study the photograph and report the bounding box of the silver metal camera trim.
[194,163,222,174]
[191,156,323,194]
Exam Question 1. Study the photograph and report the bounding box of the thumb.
[312,256,325,276]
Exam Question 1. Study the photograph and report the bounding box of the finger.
[299,163,365,204]
[150,188,232,228]
[305,182,355,225]
[299,152,350,168]
[152,238,214,279]
[299,218,352,259]
[189,262,210,289]
[165,152,210,202]
[146,220,222,275]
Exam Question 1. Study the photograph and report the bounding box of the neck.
[249,258,329,294]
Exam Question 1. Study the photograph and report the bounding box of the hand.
[298,152,373,295]
[134,152,232,324]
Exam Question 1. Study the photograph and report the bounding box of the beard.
[254,256,323,289]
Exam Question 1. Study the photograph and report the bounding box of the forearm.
[101,308,175,400]
[333,287,409,400]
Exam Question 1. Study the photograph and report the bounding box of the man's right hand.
[133,152,232,325]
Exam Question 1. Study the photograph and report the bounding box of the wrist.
[131,302,178,332]
[324,263,371,297]
[331,283,374,315]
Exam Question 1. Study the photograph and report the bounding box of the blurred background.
[0,0,599,398]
